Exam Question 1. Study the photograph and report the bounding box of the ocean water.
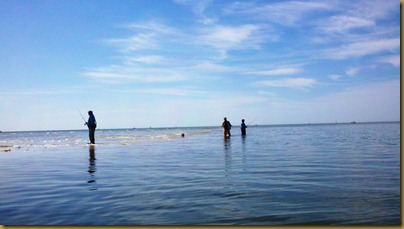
[0,122,400,225]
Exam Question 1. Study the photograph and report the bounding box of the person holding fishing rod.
[241,119,247,136]
[79,110,97,144]
[86,111,97,144]
[241,118,256,136]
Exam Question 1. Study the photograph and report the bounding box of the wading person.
[241,119,247,136]
[85,110,97,144]
[222,117,232,138]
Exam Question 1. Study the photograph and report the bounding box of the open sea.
[0,122,400,225]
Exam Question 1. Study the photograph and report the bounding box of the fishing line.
[247,118,257,126]
[78,109,86,124]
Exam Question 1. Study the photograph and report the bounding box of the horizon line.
[1,121,399,133]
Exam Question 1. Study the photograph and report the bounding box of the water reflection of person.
[223,138,232,173]
[88,145,97,190]
[241,136,247,171]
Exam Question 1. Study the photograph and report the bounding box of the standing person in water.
[241,119,247,136]
[85,110,97,144]
[222,117,232,138]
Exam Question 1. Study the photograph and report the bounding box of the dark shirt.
[88,115,96,128]
[222,121,232,130]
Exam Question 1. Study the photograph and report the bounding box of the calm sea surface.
[0,122,400,225]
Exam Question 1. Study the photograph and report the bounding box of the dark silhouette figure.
[85,110,97,144]
[241,119,247,136]
[88,145,97,190]
[222,117,232,138]
[88,146,96,177]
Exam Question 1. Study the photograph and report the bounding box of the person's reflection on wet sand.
[88,145,97,190]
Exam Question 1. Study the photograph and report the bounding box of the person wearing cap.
[221,117,232,138]
[85,110,97,144]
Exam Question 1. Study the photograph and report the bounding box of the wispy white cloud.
[122,55,165,65]
[104,34,158,52]
[345,67,360,77]
[83,65,187,83]
[87,21,192,84]
[0,88,79,97]
[328,74,342,81]
[135,88,205,97]
[317,15,375,34]
[258,91,277,97]
[101,86,209,98]
[337,0,397,21]
[252,77,316,89]
[104,20,181,53]
[90,20,260,84]
[308,0,399,58]
[194,61,234,72]
[377,55,400,67]
[173,0,217,25]
[123,21,180,35]
[198,24,263,51]
[216,0,399,73]
[324,38,400,60]
[314,0,396,33]
[225,1,332,26]
[245,67,302,76]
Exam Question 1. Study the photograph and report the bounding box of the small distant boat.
[350,121,357,124]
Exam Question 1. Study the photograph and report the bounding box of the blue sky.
[0,0,400,131]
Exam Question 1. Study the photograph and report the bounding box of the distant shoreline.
[1,121,399,133]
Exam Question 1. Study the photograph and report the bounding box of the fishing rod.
[78,109,87,125]
[247,118,257,126]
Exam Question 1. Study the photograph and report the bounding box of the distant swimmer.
[85,110,97,144]
[241,119,247,136]
[222,117,232,138]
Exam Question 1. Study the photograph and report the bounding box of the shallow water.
[0,122,400,225]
